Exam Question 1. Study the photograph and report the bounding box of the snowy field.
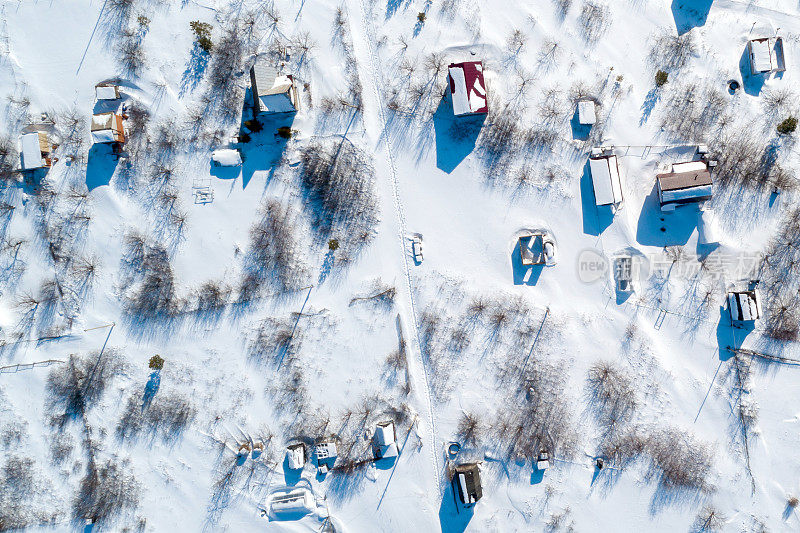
[1,0,800,531]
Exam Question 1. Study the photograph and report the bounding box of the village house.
[19,131,52,170]
[589,149,623,207]
[447,61,488,116]
[452,463,482,507]
[748,35,786,75]
[656,160,713,211]
[249,58,299,114]
[90,112,125,144]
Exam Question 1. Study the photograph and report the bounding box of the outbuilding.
[447,61,488,116]
[250,58,299,114]
[286,443,307,470]
[95,84,120,100]
[656,160,713,211]
[91,112,125,144]
[577,99,597,125]
[519,233,556,267]
[727,288,762,323]
[589,153,623,207]
[452,463,482,507]
[374,420,398,459]
[19,132,52,170]
[748,36,786,75]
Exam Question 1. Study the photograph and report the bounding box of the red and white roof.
[448,61,488,116]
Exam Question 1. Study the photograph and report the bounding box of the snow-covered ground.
[1,0,800,531]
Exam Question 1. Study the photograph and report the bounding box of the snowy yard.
[1,0,800,531]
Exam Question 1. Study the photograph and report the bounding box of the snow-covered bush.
[73,459,140,523]
[586,361,638,433]
[578,1,610,43]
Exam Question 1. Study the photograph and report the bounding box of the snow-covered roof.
[270,488,314,515]
[91,129,116,143]
[728,291,762,322]
[316,441,337,459]
[375,421,395,446]
[448,61,488,116]
[211,149,242,166]
[589,155,623,206]
[577,100,596,125]
[286,444,305,470]
[20,132,45,169]
[251,59,297,113]
[95,85,119,100]
[749,37,786,74]
[453,463,482,504]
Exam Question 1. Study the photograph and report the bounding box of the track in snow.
[346,0,444,498]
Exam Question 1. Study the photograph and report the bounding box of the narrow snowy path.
[345,0,443,499]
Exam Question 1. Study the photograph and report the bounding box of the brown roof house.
[656,160,713,211]
[91,112,125,144]
[19,132,53,170]
[249,58,299,114]
[452,463,482,507]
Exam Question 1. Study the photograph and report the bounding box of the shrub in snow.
[148,354,165,371]
[297,140,379,256]
[655,70,669,87]
[73,459,140,523]
[116,392,196,443]
[0,135,18,181]
[245,200,311,293]
[777,116,797,135]
[190,21,214,53]
[578,1,610,43]
[456,412,482,447]
[649,32,696,72]
[586,361,638,433]
[47,350,126,423]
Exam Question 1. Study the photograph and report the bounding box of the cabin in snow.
[656,160,713,211]
[91,112,125,144]
[452,463,482,507]
[286,443,307,470]
[519,232,557,266]
[577,99,597,125]
[19,132,52,170]
[315,441,337,474]
[448,61,488,116]
[374,421,398,459]
[727,287,762,323]
[588,151,623,207]
[249,59,299,114]
[748,36,786,75]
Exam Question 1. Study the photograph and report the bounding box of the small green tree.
[148,354,165,371]
[655,70,668,87]
[328,239,340,251]
[777,116,798,135]
[417,12,426,23]
[190,21,213,53]
[137,15,150,28]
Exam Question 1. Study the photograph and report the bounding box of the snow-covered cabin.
[19,132,52,170]
[211,149,242,167]
[95,84,120,100]
[727,289,762,323]
[589,154,623,206]
[577,99,596,125]
[90,112,125,144]
[250,59,299,114]
[374,421,398,459]
[286,443,306,470]
[452,463,482,507]
[656,160,712,211]
[536,451,550,471]
[269,488,314,515]
[748,36,786,75]
[448,61,488,116]
[614,257,633,293]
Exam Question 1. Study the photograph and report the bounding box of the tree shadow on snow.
[570,110,592,141]
[671,0,713,35]
[635,184,697,246]
[433,94,485,173]
[86,144,119,191]
[180,47,210,96]
[580,162,614,236]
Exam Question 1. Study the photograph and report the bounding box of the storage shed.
[95,84,120,100]
[748,36,786,75]
[577,99,596,125]
[286,443,306,470]
[727,289,762,323]
[656,161,712,210]
[374,421,398,459]
[19,132,52,170]
[452,463,482,507]
[448,61,488,116]
[91,112,125,144]
[589,154,623,206]
[250,59,299,114]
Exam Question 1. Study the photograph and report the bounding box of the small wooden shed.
[727,289,762,323]
[748,36,786,75]
[453,463,482,506]
[577,99,597,125]
[589,153,623,207]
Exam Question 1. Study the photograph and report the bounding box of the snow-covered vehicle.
[211,148,242,167]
